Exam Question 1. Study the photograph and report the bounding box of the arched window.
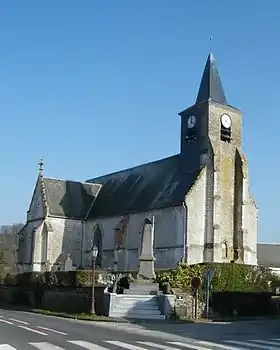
[30,228,36,264]
[114,216,129,249]
[222,240,228,259]
[92,225,103,267]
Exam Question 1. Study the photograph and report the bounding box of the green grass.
[24,308,194,323]
[29,309,123,322]
[0,303,125,322]
[1,304,278,323]
[0,304,193,323]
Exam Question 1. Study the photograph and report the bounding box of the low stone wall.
[0,285,106,315]
[0,285,13,304]
[172,289,205,319]
[41,288,90,313]
[158,294,176,318]
[41,287,105,314]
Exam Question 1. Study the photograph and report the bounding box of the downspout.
[182,201,187,263]
[81,221,85,268]
[39,166,49,271]
[81,189,100,267]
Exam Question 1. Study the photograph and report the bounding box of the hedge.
[3,269,113,288]
[156,262,280,293]
[3,262,279,292]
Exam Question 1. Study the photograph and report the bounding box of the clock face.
[188,115,196,129]
[221,114,232,128]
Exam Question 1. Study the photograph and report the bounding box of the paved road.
[1,308,280,349]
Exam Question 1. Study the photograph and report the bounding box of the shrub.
[156,262,279,293]
[8,269,113,288]
[3,273,17,286]
[211,291,276,317]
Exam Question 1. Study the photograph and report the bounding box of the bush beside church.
[156,262,280,318]
[156,262,278,293]
[0,269,114,314]
[4,269,114,288]
[5,260,276,293]
[0,263,280,318]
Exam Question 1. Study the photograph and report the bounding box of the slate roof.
[43,178,102,219]
[85,155,200,218]
[196,53,228,106]
[257,243,280,268]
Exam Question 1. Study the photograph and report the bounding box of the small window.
[220,125,232,143]
[185,127,197,143]
[234,248,239,261]
[222,241,228,259]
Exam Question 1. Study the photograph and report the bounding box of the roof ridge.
[258,242,280,246]
[43,176,100,186]
[86,154,180,182]
[40,173,49,216]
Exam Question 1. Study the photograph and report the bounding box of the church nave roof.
[85,154,199,218]
[38,155,200,220]
[42,177,101,219]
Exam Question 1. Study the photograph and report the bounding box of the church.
[17,53,258,273]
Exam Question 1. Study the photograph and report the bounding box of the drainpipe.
[80,221,85,268]
[81,197,97,268]
[182,201,187,262]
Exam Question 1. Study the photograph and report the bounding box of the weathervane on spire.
[208,36,214,61]
[209,36,213,53]
[38,158,44,174]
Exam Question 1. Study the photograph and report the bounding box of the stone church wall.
[27,178,45,222]
[185,167,207,264]
[242,178,258,265]
[18,172,257,272]
[45,217,83,270]
[17,175,47,272]
[17,219,44,272]
[83,206,186,271]
[18,206,187,272]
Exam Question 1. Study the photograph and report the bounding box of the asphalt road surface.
[1,308,280,349]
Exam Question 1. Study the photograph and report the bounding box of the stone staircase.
[109,294,165,320]
[108,282,165,320]
[123,282,159,295]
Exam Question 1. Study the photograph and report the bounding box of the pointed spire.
[195,53,227,105]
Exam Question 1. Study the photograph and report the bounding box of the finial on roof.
[38,158,44,174]
[209,36,214,59]
[195,53,227,105]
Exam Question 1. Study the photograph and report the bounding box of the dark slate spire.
[195,53,227,105]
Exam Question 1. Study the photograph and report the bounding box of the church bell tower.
[179,53,257,265]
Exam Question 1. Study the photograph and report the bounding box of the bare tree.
[0,223,24,236]
[0,223,24,274]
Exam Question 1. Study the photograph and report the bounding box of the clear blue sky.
[0,1,278,242]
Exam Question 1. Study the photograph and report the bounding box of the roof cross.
[38,158,44,173]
